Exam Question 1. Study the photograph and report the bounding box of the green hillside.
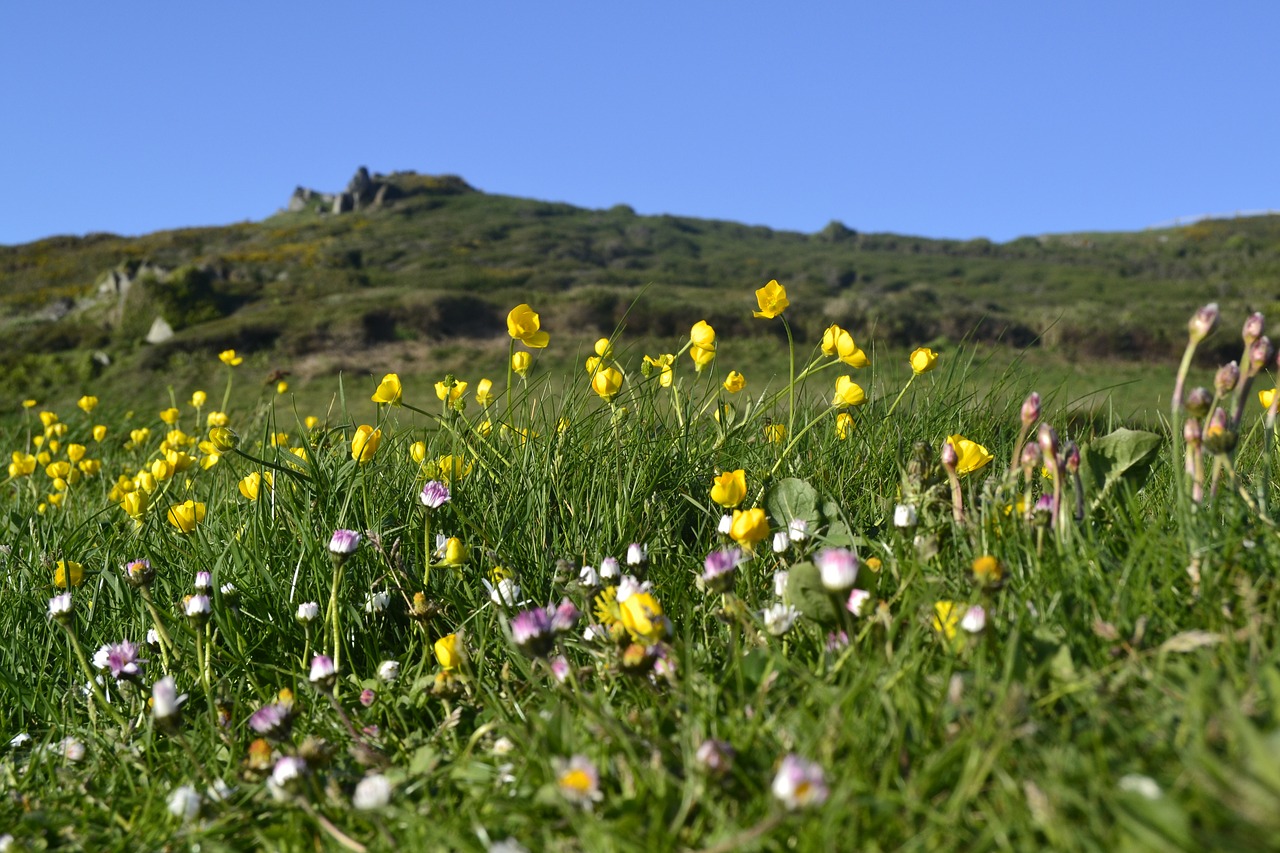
[2,168,1277,411]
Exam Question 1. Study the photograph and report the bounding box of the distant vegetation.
[3,168,1280,406]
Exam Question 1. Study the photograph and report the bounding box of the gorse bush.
[4,284,1280,850]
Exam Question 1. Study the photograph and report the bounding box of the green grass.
[2,293,1280,850]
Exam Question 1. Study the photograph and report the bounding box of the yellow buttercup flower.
[833,376,866,408]
[932,601,961,641]
[371,373,402,406]
[77,459,101,477]
[238,471,272,501]
[39,411,58,429]
[619,592,667,645]
[440,537,468,566]
[435,379,468,403]
[190,390,208,408]
[594,338,614,359]
[8,452,36,478]
[22,399,37,409]
[65,444,86,463]
[821,325,870,368]
[764,423,786,444]
[276,380,289,395]
[752,279,789,319]
[511,350,532,378]
[77,395,98,414]
[351,425,382,463]
[475,378,495,408]
[723,371,746,393]
[689,344,715,371]
[945,434,993,476]
[591,367,623,402]
[836,412,854,440]
[207,426,238,452]
[730,507,770,550]
[506,303,550,348]
[122,490,149,519]
[711,469,747,508]
[92,425,107,442]
[690,320,716,352]
[436,454,472,482]
[159,407,180,425]
[644,354,675,388]
[910,347,939,375]
[167,500,207,534]
[207,411,229,428]
[54,560,84,589]
[1260,388,1276,409]
[218,349,244,367]
[434,633,463,670]
[129,428,151,446]
[304,416,320,430]
[410,441,427,464]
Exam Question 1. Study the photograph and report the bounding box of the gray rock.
[288,187,313,212]
[333,192,354,214]
[347,166,374,206]
[145,316,175,344]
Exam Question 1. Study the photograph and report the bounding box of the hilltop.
[2,167,1279,406]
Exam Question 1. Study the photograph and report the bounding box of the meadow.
[3,282,1280,851]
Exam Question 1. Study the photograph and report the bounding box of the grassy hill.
[3,168,1278,416]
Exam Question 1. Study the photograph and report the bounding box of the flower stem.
[885,373,917,419]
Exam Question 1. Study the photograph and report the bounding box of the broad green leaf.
[766,477,819,529]
[786,560,840,626]
[1081,427,1162,511]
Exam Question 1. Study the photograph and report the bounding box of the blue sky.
[3,2,1276,246]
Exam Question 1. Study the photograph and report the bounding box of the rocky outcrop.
[286,167,425,216]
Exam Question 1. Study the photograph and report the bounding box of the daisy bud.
[550,599,580,634]
[717,514,734,535]
[599,557,619,581]
[893,504,917,528]
[48,592,73,623]
[762,603,800,636]
[578,565,600,588]
[193,571,211,592]
[167,785,202,822]
[626,543,648,566]
[960,605,987,633]
[418,480,450,509]
[1183,418,1202,447]
[695,739,735,777]
[847,588,872,617]
[771,531,791,553]
[510,607,556,658]
[787,518,809,541]
[308,655,337,692]
[773,570,789,597]
[772,754,829,810]
[815,548,858,594]
[353,773,393,810]
[123,558,154,588]
[377,660,400,683]
[327,529,361,565]
[702,548,742,594]
[295,601,320,623]
[184,594,211,628]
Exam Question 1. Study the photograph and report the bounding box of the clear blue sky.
[3,2,1276,246]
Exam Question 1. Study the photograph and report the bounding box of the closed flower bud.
[1249,337,1274,376]
[940,440,959,473]
[1243,312,1265,345]
[893,503,918,528]
[1037,422,1059,459]
[1203,407,1237,454]
[1063,441,1080,474]
[1183,418,1202,446]
[1188,303,1219,343]
[208,426,239,452]
[1185,386,1212,418]
[1021,392,1041,427]
[1214,361,1240,395]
